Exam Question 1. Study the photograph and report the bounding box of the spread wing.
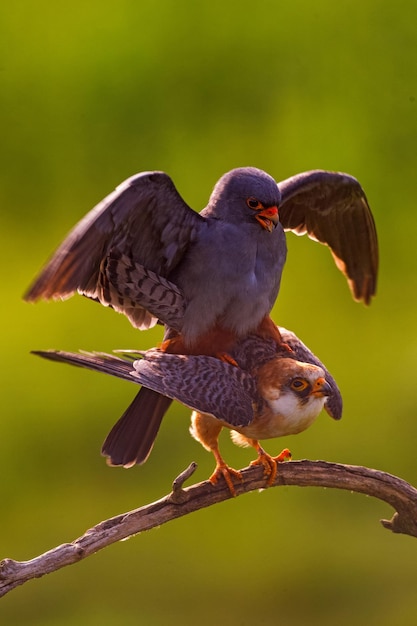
[101,252,186,331]
[24,171,203,328]
[278,170,378,304]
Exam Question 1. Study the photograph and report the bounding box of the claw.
[250,445,292,486]
[274,447,292,463]
[216,352,239,367]
[250,452,277,483]
[271,327,293,354]
[209,463,243,496]
[256,316,293,353]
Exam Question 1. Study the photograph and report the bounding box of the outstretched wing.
[132,351,257,427]
[278,170,378,304]
[101,252,186,331]
[24,171,203,328]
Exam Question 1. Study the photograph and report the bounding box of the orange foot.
[256,316,293,353]
[209,463,243,497]
[250,446,292,486]
[216,352,239,367]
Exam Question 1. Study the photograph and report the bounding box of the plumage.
[188,356,334,492]
[33,328,342,491]
[25,165,373,486]
[25,166,378,349]
[278,170,378,304]
[25,168,285,346]
[103,388,172,467]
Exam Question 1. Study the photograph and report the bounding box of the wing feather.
[132,352,256,427]
[24,172,203,327]
[33,348,257,428]
[279,170,378,304]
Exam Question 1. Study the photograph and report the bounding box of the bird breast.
[173,220,287,343]
[234,389,326,440]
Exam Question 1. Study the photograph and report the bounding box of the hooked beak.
[255,206,279,232]
[311,377,332,398]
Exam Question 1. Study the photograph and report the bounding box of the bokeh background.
[1,1,417,624]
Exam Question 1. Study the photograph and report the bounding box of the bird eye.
[246,197,264,210]
[290,378,308,392]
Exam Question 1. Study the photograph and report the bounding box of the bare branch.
[1,460,416,598]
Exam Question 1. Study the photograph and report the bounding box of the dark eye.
[246,197,264,210]
[290,378,309,392]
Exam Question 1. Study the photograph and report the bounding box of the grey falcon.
[25,167,378,359]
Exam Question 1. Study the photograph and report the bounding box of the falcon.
[25,167,378,357]
[33,328,342,494]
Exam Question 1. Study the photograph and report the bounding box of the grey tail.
[31,349,137,382]
[101,387,173,466]
[32,349,173,466]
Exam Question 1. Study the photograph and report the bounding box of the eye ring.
[246,197,264,210]
[290,378,309,392]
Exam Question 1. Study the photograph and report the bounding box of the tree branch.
[1,460,416,598]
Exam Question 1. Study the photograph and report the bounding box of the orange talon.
[256,316,293,353]
[274,447,292,463]
[250,443,292,486]
[216,352,239,367]
[209,464,243,497]
[250,452,278,484]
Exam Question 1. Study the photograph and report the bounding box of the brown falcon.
[25,167,378,358]
[33,328,342,494]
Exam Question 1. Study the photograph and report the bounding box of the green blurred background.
[1,1,417,624]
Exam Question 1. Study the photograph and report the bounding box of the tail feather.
[33,349,173,466]
[101,388,172,466]
[31,349,137,382]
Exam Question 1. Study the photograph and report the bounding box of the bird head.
[257,358,333,436]
[205,167,281,232]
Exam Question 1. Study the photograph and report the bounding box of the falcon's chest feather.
[236,389,326,440]
[181,221,284,293]
[170,220,286,341]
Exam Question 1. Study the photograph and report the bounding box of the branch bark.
[1,459,417,598]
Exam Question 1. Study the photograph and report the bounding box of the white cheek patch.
[265,390,327,432]
[266,393,299,415]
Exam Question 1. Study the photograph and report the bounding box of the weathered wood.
[1,460,416,598]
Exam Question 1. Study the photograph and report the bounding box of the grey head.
[201,167,282,230]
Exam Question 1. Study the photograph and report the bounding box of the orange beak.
[255,206,279,232]
[311,377,332,397]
